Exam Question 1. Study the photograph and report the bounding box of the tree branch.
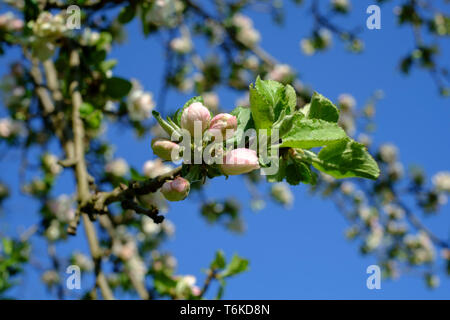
[69,49,115,300]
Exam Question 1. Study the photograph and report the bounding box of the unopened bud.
[180,102,211,136]
[220,148,260,175]
[151,139,181,161]
[161,177,190,201]
[208,113,237,140]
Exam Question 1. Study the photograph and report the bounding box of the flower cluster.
[300,28,332,56]
[105,158,130,177]
[0,118,22,139]
[47,195,76,223]
[266,64,294,84]
[28,11,69,60]
[0,12,23,32]
[170,31,193,54]
[150,100,262,202]
[432,171,450,193]
[231,13,261,48]
[127,80,155,122]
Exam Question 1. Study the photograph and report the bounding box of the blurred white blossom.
[105,158,129,177]
[432,171,450,192]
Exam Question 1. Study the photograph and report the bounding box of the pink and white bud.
[220,148,260,175]
[161,177,190,201]
[208,113,237,140]
[180,102,211,136]
[151,138,181,161]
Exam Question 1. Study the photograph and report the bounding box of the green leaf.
[286,161,317,185]
[273,110,303,138]
[24,0,39,22]
[280,118,347,149]
[250,77,286,130]
[100,59,117,73]
[284,84,297,114]
[118,5,136,24]
[231,106,252,132]
[266,157,287,183]
[85,110,103,129]
[210,250,226,270]
[2,238,13,256]
[79,102,94,117]
[104,77,132,99]
[308,92,339,123]
[215,278,226,300]
[153,272,178,295]
[228,106,254,146]
[130,167,146,181]
[311,138,380,180]
[248,78,297,133]
[219,254,249,278]
[152,110,179,138]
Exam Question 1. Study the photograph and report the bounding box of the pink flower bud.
[180,102,211,136]
[161,177,190,201]
[151,139,181,161]
[208,113,237,139]
[220,148,260,175]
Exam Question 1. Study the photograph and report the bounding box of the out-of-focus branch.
[395,198,450,249]
[199,269,217,298]
[98,215,150,300]
[310,0,360,41]
[69,49,114,300]
[184,0,305,93]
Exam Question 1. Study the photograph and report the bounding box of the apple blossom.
[432,171,450,192]
[208,113,237,140]
[105,158,129,177]
[161,177,190,201]
[142,159,173,178]
[127,80,155,121]
[220,148,260,175]
[151,138,181,161]
[202,92,219,112]
[180,102,211,136]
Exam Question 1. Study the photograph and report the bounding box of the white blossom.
[202,92,219,112]
[300,39,315,55]
[0,12,24,32]
[379,143,398,163]
[142,216,162,236]
[73,251,94,271]
[0,118,22,138]
[266,64,293,82]
[270,182,294,208]
[127,256,147,282]
[170,34,193,54]
[142,159,173,178]
[127,80,155,121]
[42,270,60,286]
[45,220,61,241]
[80,28,101,46]
[432,171,450,192]
[338,93,356,111]
[340,181,355,195]
[29,12,67,38]
[105,158,129,177]
[48,195,75,223]
[232,14,261,48]
[42,153,62,175]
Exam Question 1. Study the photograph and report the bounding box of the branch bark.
[69,49,114,300]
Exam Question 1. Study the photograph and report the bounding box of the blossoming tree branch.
[0,0,449,299]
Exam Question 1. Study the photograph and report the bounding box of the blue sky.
[1,1,449,299]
